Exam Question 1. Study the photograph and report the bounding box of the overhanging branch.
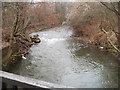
[100,2,120,16]
[101,27,120,53]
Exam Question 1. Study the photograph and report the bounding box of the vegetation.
[65,2,120,55]
[1,2,120,71]
[2,2,64,48]
[2,2,65,70]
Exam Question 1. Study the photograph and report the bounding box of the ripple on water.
[11,26,119,88]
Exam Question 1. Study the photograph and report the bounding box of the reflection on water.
[10,26,119,88]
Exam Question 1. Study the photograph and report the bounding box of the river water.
[10,26,119,88]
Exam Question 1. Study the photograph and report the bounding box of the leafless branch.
[100,2,120,16]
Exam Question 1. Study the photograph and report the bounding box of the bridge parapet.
[0,71,71,89]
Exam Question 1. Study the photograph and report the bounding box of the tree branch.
[100,27,120,53]
[100,2,120,16]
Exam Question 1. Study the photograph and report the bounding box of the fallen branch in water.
[101,28,120,53]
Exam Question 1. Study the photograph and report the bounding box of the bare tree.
[100,2,120,54]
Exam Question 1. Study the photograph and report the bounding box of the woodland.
[2,2,120,70]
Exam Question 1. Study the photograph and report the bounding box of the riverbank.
[1,23,62,49]
[72,36,120,61]
[69,21,120,59]
[2,24,62,71]
[64,2,120,58]
[2,33,40,71]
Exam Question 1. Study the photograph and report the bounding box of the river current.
[10,26,119,88]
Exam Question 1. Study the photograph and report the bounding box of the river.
[10,26,119,88]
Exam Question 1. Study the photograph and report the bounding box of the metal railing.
[0,71,70,90]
